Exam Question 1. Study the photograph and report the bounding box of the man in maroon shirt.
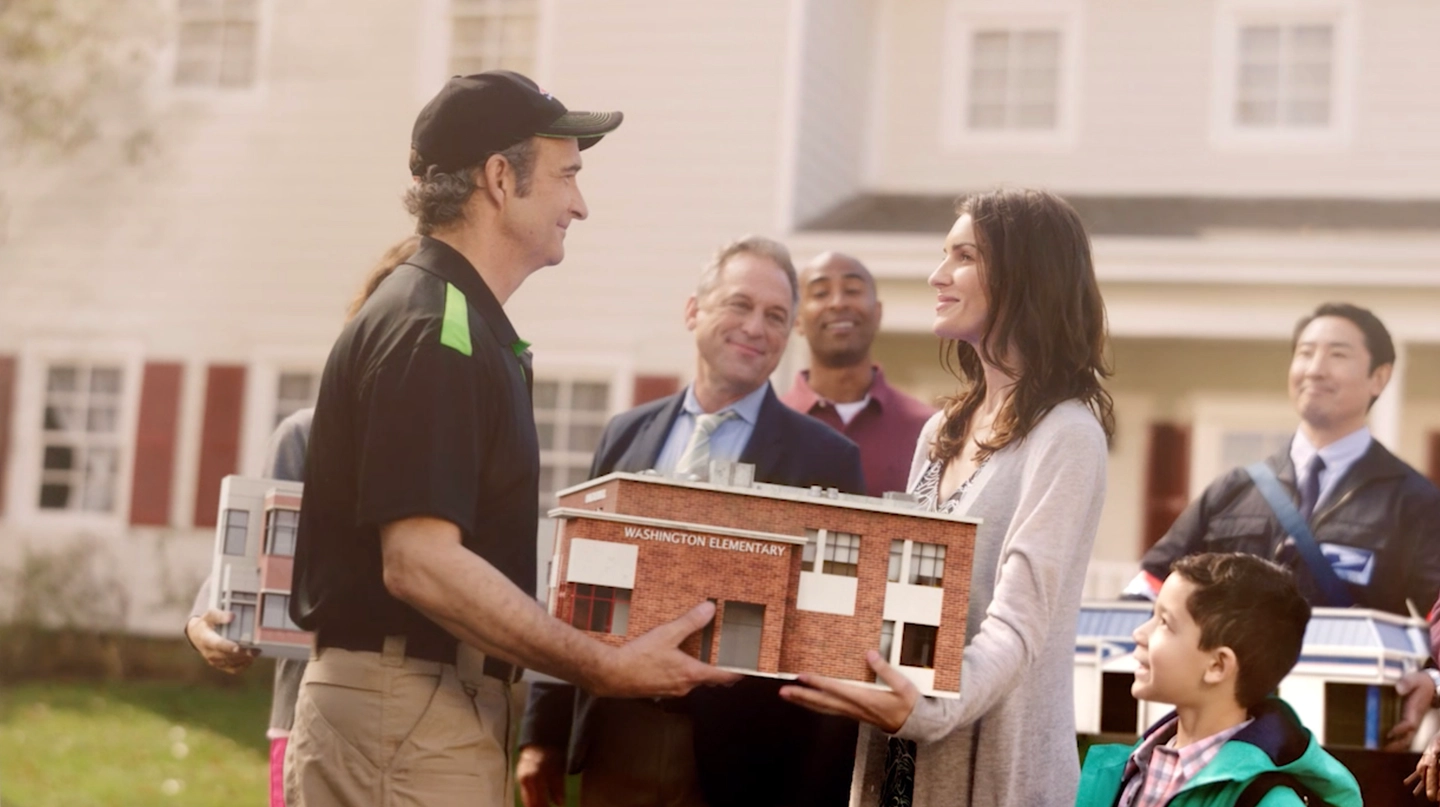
[781,251,935,497]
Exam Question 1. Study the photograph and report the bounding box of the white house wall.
[869,0,1440,197]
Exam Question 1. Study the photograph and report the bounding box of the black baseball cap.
[410,70,623,176]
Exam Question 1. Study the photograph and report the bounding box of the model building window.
[801,529,820,572]
[900,623,938,669]
[823,532,861,577]
[569,583,631,636]
[174,0,262,89]
[265,508,299,556]
[274,371,318,429]
[221,509,249,555]
[224,592,257,642]
[449,0,538,77]
[967,28,1062,131]
[887,540,904,583]
[261,593,301,631]
[38,363,126,512]
[909,542,946,587]
[880,620,896,663]
[535,378,611,508]
[1234,23,1334,129]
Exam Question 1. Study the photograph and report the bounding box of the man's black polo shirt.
[291,236,539,648]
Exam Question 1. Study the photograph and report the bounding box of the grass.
[0,676,272,807]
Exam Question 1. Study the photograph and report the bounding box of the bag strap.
[1244,462,1354,608]
[1234,771,1332,807]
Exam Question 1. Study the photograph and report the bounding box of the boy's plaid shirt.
[1117,716,1254,807]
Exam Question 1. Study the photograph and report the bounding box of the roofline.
[554,470,982,525]
[547,507,807,545]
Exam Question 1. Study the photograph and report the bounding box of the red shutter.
[0,356,16,517]
[1141,423,1191,553]
[129,362,184,526]
[193,365,247,527]
[632,374,681,407]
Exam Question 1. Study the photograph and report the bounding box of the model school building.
[546,463,979,696]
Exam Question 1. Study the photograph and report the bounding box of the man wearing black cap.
[285,71,738,807]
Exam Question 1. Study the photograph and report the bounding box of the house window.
[1234,23,1334,129]
[909,543,946,588]
[265,508,299,556]
[801,529,819,572]
[224,592,257,642]
[260,593,300,630]
[967,28,1062,131]
[174,0,261,89]
[274,371,318,429]
[822,532,861,578]
[535,379,611,507]
[449,0,538,77]
[222,509,249,555]
[900,623,938,669]
[568,583,631,636]
[880,620,896,663]
[887,540,904,583]
[37,364,126,513]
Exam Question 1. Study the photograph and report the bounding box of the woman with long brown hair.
[782,188,1114,807]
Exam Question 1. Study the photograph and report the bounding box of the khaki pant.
[284,640,514,807]
[580,699,708,807]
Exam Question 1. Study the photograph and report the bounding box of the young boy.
[1076,553,1362,807]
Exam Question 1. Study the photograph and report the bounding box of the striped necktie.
[675,410,737,480]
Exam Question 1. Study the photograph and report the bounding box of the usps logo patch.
[1320,543,1375,586]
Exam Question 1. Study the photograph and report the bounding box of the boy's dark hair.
[1292,302,1395,372]
[1171,553,1311,709]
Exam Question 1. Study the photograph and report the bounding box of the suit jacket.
[519,386,866,807]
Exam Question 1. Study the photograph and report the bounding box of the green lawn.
[0,678,272,807]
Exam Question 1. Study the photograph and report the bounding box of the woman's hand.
[778,650,921,734]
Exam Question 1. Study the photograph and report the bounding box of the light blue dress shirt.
[1289,426,1372,512]
[653,383,769,475]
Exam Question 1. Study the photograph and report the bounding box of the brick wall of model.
[554,477,976,691]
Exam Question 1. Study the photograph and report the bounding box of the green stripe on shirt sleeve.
[440,282,472,356]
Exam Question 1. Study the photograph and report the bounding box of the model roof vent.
[708,460,756,488]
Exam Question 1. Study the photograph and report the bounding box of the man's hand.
[185,609,259,674]
[1389,670,1436,752]
[1407,732,1440,801]
[778,650,920,734]
[515,744,566,807]
[589,601,741,698]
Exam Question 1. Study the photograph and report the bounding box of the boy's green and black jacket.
[1076,698,1362,807]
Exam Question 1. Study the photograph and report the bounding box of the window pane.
[44,405,79,431]
[570,598,592,631]
[801,529,818,572]
[536,422,556,450]
[611,599,630,636]
[880,620,896,662]
[571,382,609,412]
[223,510,249,555]
[39,483,71,509]
[567,423,604,454]
[887,540,903,583]
[590,599,612,632]
[87,405,119,433]
[278,372,316,401]
[47,367,78,392]
[89,368,122,394]
[81,448,118,512]
[971,31,1010,69]
[43,445,75,470]
[262,594,290,628]
[900,623,938,668]
[533,381,559,410]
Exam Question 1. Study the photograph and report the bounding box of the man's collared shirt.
[653,382,769,474]
[291,236,539,644]
[1119,716,1253,807]
[1290,426,1372,512]
[780,367,935,497]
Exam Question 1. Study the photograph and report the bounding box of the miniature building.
[1075,600,1434,750]
[547,463,979,697]
[210,475,311,659]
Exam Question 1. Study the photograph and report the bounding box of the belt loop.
[381,635,407,667]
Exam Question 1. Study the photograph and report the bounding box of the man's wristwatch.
[1424,668,1440,709]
